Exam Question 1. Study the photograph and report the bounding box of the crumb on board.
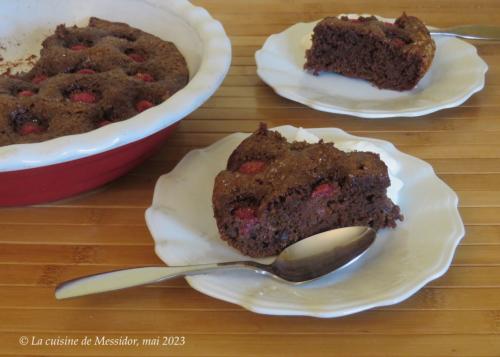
[0,54,39,76]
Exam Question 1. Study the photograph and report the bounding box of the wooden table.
[1,1,499,356]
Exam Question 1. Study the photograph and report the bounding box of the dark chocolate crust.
[212,124,403,258]
[304,13,435,91]
[0,17,188,146]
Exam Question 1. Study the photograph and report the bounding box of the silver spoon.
[55,226,376,300]
[430,25,500,40]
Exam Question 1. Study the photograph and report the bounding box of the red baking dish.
[0,124,177,206]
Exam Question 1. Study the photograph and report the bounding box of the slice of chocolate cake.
[212,124,402,258]
[304,13,435,91]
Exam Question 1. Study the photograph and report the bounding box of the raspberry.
[311,183,339,199]
[238,160,266,174]
[391,38,406,47]
[234,207,258,236]
[19,122,45,136]
[234,207,256,220]
[135,72,154,82]
[128,53,145,63]
[10,107,47,135]
[18,90,34,97]
[70,91,96,103]
[77,69,96,74]
[32,74,48,84]
[135,100,154,112]
[70,44,88,51]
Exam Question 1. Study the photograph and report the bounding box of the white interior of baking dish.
[0,0,231,172]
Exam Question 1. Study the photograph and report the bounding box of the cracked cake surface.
[0,17,188,146]
[304,13,435,91]
[212,124,403,258]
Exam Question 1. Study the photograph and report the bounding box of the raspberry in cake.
[304,13,435,91]
[212,124,403,258]
[0,17,189,146]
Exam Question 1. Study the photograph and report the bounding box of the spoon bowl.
[270,226,376,282]
[55,226,376,299]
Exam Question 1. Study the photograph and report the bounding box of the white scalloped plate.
[145,126,464,317]
[255,14,488,118]
[0,0,231,172]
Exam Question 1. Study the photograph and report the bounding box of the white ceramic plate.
[145,126,465,317]
[0,0,231,172]
[255,14,488,118]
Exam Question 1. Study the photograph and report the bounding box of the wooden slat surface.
[1,0,500,355]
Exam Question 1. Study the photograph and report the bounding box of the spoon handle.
[430,25,500,40]
[55,262,266,300]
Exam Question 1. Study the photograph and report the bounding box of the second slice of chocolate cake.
[304,13,435,91]
[212,124,402,258]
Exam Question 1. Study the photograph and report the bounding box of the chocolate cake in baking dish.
[0,17,188,146]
